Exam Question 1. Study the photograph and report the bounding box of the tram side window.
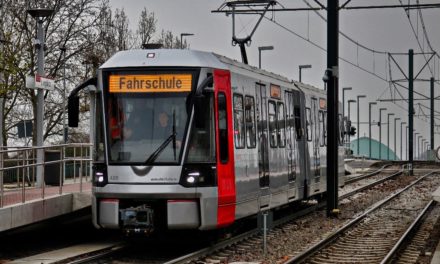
[233,94,245,149]
[245,96,256,148]
[319,110,325,147]
[294,106,302,140]
[306,107,312,141]
[268,100,277,147]
[218,93,228,163]
[324,111,328,146]
[277,102,286,147]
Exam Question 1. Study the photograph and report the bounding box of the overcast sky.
[109,0,440,157]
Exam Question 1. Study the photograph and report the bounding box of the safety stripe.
[213,69,236,228]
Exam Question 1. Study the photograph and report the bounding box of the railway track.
[344,163,393,184]
[286,171,440,264]
[149,166,409,264]
[7,164,421,264]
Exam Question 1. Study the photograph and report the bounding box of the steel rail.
[285,170,438,264]
[65,244,126,264]
[345,163,393,184]
[163,228,258,264]
[340,168,403,200]
[163,166,408,264]
[380,199,436,264]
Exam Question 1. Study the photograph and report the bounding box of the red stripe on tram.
[213,69,236,227]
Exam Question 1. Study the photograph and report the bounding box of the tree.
[157,30,188,49]
[137,8,157,47]
[0,0,108,146]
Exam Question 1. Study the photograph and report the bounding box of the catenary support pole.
[400,122,406,160]
[408,49,414,175]
[369,102,376,159]
[431,77,434,157]
[326,0,339,217]
[379,108,387,160]
[394,118,400,160]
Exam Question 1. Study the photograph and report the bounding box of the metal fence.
[0,143,92,208]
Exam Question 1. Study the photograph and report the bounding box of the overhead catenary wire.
[397,0,439,78]
[238,1,438,126]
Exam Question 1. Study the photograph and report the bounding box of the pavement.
[8,242,122,264]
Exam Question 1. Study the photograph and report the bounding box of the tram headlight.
[180,164,216,187]
[186,172,200,184]
[97,172,105,183]
[186,176,196,184]
[92,162,108,187]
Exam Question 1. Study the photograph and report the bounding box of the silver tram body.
[89,49,345,233]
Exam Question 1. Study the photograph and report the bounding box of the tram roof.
[100,49,324,93]
[100,49,227,70]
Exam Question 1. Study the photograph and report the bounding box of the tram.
[68,49,345,233]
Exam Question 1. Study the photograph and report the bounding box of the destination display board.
[109,74,192,93]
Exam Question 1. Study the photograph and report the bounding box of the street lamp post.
[299,64,312,82]
[368,102,377,159]
[387,113,394,160]
[258,46,274,69]
[60,46,67,143]
[342,87,352,149]
[414,132,419,160]
[180,33,194,49]
[400,122,406,160]
[379,108,387,160]
[27,8,55,187]
[425,141,429,159]
[393,118,400,160]
[357,95,366,156]
[406,126,409,160]
[347,99,356,152]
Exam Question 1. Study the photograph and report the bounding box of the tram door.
[255,83,270,194]
[285,92,297,194]
[311,98,320,187]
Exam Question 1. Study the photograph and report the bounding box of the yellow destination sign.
[109,74,192,93]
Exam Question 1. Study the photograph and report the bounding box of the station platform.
[0,180,92,233]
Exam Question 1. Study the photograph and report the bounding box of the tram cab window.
[187,94,216,163]
[245,96,256,148]
[277,102,286,147]
[107,94,188,164]
[233,94,245,149]
[306,107,312,141]
[268,100,277,147]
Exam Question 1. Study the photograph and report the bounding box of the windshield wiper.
[144,132,176,164]
[145,110,178,164]
[172,110,176,160]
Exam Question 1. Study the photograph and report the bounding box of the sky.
[109,0,440,158]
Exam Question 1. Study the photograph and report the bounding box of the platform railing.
[0,143,92,208]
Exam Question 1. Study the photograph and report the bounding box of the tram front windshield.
[105,72,193,164]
